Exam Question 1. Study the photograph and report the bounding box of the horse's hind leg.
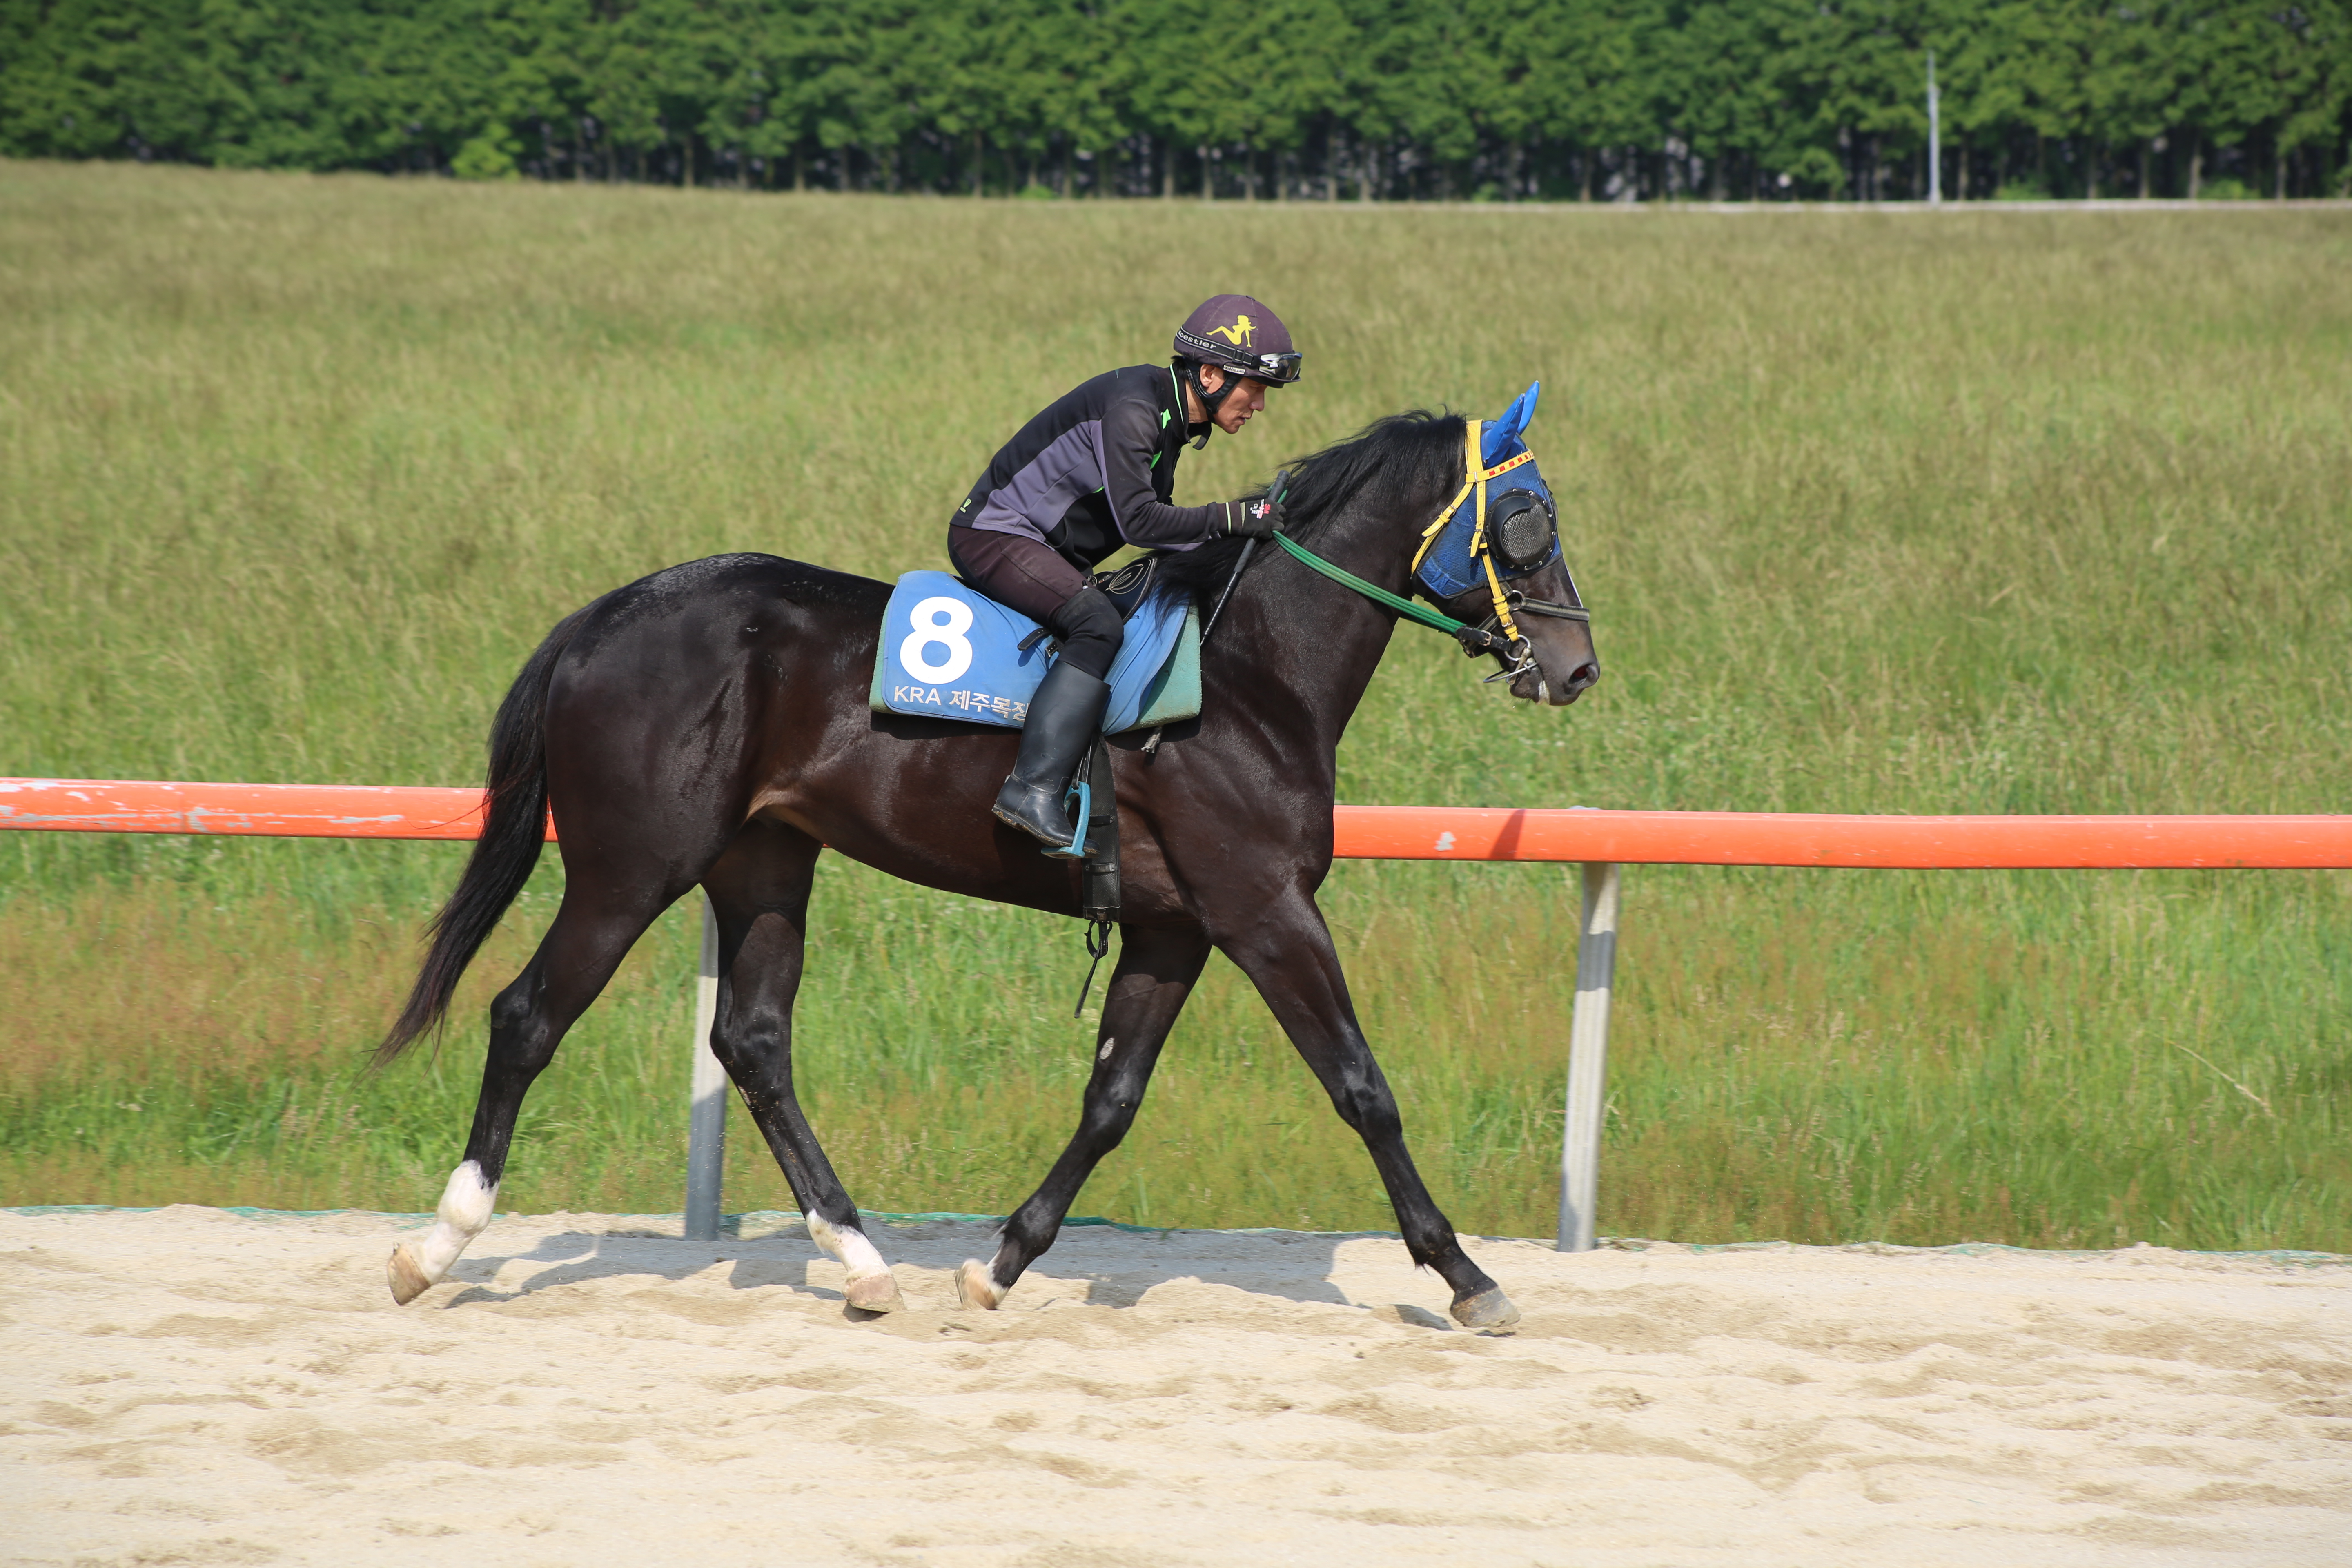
[388,877,679,1304]
[702,821,901,1313]
[957,926,1211,1310]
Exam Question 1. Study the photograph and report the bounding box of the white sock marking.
[805,1212,891,1281]
[414,1160,498,1283]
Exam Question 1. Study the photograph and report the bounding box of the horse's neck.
[1211,491,1434,767]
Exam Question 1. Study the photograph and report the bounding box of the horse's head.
[1413,384,1600,706]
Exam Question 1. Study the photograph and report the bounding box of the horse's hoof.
[845,1270,902,1313]
[387,1244,433,1306]
[954,1258,1005,1311]
[1450,1285,1521,1331]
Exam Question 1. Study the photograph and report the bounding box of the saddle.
[1090,556,1164,619]
[869,559,1197,931]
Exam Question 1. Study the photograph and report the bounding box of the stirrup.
[1040,776,1090,860]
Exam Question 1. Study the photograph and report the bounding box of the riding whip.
[1143,476,1282,760]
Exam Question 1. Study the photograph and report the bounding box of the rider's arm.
[1096,391,1237,548]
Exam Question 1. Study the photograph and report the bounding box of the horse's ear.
[1481,381,1540,465]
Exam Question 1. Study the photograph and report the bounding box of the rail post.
[683,894,726,1241]
[1558,861,1620,1251]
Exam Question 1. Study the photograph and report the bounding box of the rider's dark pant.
[949,524,1124,681]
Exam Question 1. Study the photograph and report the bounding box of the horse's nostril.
[1567,662,1599,692]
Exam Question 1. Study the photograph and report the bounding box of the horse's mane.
[1151,410,1467,605]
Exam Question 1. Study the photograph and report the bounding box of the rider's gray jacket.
[954,364,1236,573]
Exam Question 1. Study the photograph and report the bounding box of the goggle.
[1223,350,1302,385]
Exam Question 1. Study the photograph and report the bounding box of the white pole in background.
[684,893,726,1241]
[1927,50,1942,205]
[1558,861,1621,1252]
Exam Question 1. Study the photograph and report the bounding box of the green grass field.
[4,160,2349,1249]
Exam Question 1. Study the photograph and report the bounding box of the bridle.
[1267,416,1589,682]
[1407,417,1589,682]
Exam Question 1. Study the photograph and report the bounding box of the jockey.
[950,294,1301,853]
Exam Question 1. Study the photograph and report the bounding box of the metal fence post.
[1927,50,1942,205]
[1559,861,1621,1252]
[684,893,726,1241]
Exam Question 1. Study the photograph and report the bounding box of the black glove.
[1226,497,1284,539]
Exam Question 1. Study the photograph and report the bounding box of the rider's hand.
[1226,497,1284,539]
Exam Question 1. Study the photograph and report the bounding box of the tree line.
[3,0,2345,201]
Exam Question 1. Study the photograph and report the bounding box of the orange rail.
[1330,806,2352,869]
[0,778,523,841]
[5,779,2350,868]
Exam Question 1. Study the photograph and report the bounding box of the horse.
[375,402,1600,1330]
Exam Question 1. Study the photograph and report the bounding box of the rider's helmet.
[1174,294,1301,385]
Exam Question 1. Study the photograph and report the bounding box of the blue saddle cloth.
[867,570,1200,734]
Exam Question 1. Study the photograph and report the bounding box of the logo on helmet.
[1202,316,1255,347]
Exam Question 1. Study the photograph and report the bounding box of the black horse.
[377,407,1599,1329]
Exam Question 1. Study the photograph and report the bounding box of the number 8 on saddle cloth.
[866,569,1200,734]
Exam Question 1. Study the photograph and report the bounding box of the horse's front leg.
[1221,891,1521,1330]
[956,925,1211,1309]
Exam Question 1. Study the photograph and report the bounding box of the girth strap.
[1078,737,1118,926]
[1071,736,1120,1017]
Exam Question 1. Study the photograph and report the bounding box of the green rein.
[1268,531,1498,653]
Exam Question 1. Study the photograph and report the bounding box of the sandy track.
[3,1207,2347,1566]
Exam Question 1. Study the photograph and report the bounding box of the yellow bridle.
[1408,418,1540,650]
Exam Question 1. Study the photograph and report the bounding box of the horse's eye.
[1492,494,1555,571]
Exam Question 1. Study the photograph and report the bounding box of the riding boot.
[992,659,1110,854]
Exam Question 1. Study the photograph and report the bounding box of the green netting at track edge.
[7,1205,2347,1265]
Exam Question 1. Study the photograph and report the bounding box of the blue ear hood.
[1418,381,1557,601]
[1481,381,1539,466]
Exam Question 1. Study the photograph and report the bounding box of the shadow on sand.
[432,1215,1389,1317]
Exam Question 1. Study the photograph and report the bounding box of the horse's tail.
[373,606,590,1068]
